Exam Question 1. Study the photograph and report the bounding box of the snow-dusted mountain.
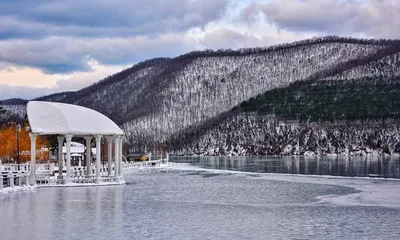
[2,36,400,155]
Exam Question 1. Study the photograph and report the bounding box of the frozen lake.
[171,155,400,178]
[2,157,400,239]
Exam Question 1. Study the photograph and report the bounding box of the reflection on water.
[171,156,400,178]
[1,186,125,240]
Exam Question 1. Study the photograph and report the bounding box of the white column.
[119,137,123,177]
[65,135,73,184]
[106,136,113,177]
[29,133,37,185]
[114,136,120,180]
[0,160,3,190]
[57,136,64,180]
[305,157,309,175]
[95,135,102,184]
[17,173,21,186]
[9,173,14,188]
[84,136,92,178]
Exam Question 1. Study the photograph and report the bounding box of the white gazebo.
[27,101,125,185]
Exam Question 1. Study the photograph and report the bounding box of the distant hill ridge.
[1,98,28,105]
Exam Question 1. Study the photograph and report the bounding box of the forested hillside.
[169,113,400,156]
[239,78,400,122]
[0,99,26,126]
[169,78,400,156]
[2,36,400,155]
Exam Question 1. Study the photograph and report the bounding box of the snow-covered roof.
[27,101,124,136]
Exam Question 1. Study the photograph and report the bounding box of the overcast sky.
[1,0,399,100]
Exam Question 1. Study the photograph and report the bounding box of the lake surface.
[2,157,400,240]
[171,155,400,178]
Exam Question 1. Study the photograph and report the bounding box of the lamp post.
[16,124,21,165]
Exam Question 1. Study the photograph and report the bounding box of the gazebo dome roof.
[27,101,124,136]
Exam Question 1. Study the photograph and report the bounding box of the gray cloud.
[240,0,400,38]
[201,29,266,49]
[0,34,198,73]
[0,0,228,73]
[0,0,229,39]
[200,28,314,50]
[262,0,365,32]
[0,16,143,40]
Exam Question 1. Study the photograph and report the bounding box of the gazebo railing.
[71,176,97,184]
[1,163,31,173]
[35,175,117,185]
[1,172,30,189]
[36,163,55,172]
[1,163,55,173]
[100,175,116,182]
[36,178,64,186]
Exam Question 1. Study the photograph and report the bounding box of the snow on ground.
[160,163,400,209]
[38,181,126,188]
[0,185,37,196]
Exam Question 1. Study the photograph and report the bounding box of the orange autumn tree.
[0,123,50,163]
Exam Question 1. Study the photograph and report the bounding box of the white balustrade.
[2,163,31,173]
[0,174,3,190]
[1,153,169,189]
[0,172,29,188]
